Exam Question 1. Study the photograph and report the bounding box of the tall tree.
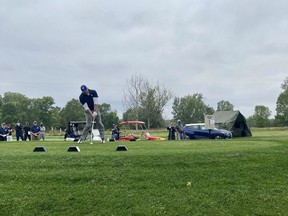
[59,99,83,129]
[138,82,173,128]
[280,76,288,91]
[98,103,120,130]
[217,100,234,111]
[275,91,288,126]
[0,95,3,119]
[253,105,271,127]
[0,92,60,129]
[275,77,288,126]
[49,106,61,129]
[32,97,56,127]
[122,74,173,128]
[0,92,31,124]
[122,108,137,122]
[122,74,147,121]
[172,93,214,124]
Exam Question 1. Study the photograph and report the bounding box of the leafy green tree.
[30,97,57,128]
[252,105,271,127]
[59,99,83,129]
[280,76,288,91]
[246,116,256,127]
[275,91,288,126]
[275,77,288,126]
[0,95,2,119]
[49,106,61,129]
[99,103,119,130]
[217,100,234,111]
[123,108,138,122]
[172,93,214,124]
[0,92,31,124]
[138,83,172,128]
[0,92,60,129]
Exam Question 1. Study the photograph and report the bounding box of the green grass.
[0,128,287,215]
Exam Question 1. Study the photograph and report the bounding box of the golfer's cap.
[80,85,88,92]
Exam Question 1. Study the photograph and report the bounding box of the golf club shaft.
[91,119,95,143]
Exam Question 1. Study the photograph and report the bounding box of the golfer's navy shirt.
[79,89,98,111]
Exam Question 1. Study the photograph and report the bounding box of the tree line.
[0,94,120,132]
[0,76,288,130]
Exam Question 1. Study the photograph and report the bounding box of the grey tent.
[214,111,252,137]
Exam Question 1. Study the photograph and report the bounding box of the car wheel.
[214,135,223,139]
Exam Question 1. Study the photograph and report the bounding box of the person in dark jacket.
[15,121,24,141]
[30,121,40,141]
[167,123,176,140]
[23,121,31,141]
[0,123,9,141]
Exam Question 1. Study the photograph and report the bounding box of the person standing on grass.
[23,121,31,141]
[15,121,24,141]
[167,123,176,140]
[175,119,184,140]
[78,84,105,143]
[39,122,46,141]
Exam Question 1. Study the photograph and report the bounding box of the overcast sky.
[1,0,287,119]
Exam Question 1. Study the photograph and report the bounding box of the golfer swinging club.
[78,85,105,143]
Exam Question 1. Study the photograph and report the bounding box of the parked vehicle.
[183,123,232,139]
[64,120,101,142]
[64,121,85,141]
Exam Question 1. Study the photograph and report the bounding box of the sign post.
[205,115,215,138]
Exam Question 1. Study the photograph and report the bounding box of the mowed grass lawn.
[0,128,287,216]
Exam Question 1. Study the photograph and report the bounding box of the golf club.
[90,120,95,144]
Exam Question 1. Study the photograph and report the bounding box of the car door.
[193,125,210,139]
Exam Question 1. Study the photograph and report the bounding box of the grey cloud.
[1,0,288,118]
